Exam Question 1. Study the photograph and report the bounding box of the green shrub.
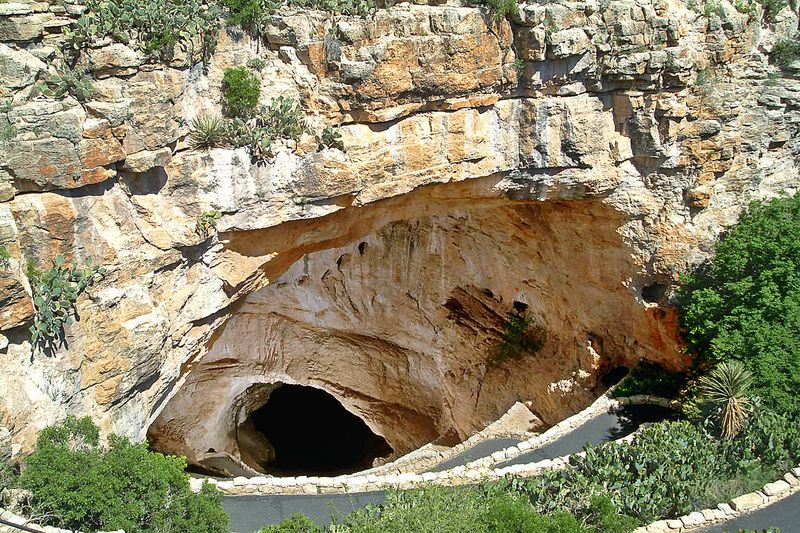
[334,485,631,533]
[258,513,323,532]
[17,416,228,533]
[492,312,546,365]
[678,194,800,413]
[64,0,221,60]
[27,256,105,355]
[224,0,374,34]
[222,0,279,35]
[771,38,800,68]
[222,66,262,117]
[473,0,519,20]
[611,361,689,399]
[286,0,376,16]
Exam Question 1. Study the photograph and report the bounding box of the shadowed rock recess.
[0,0,798,476]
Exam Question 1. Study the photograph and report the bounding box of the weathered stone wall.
[0,0,798,469]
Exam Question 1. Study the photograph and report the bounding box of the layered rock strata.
[0,0,798,474]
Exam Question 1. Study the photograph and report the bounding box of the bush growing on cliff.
[678,193,800,414]
[224,97,308,161]
[17,416,228,533]
[474,0,519,20]
[222,66,262,117]
[492,312,546,365]
[772,37,800,68]
[188,115,228,150]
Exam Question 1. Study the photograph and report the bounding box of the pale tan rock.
[763,479,791,497]
[122,147,172,173]
[0,0,796,473]
[0,13,53,41]
[730,492,763,512]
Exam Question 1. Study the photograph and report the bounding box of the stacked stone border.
[194,393,678,496]
[634,464,800,533]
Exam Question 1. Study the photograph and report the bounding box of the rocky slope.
[0,0,798,474]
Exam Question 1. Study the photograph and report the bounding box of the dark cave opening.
[248,384,393,476]
[641,282,668,304]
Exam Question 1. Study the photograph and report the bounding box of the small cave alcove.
[244,384,393,476]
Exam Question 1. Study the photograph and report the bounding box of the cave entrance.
[247,384,393,476]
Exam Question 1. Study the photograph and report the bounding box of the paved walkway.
[224,492,387,533]
[498,404,676,468]
[696,491,800,532]
[428,437,522,472]
[224,403,676,532]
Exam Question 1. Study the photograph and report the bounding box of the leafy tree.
[17,416,228,533]
[679,194,800,414]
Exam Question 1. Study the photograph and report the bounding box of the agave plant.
[188,115,227,150]
[698,360,753,439]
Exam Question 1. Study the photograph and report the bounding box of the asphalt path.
[428,437,522,472]
[497,403,677,468]
[696,491,800,532]
[224,403,676,532]
[224,491,387,533]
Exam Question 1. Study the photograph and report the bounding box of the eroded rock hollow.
[148,191,682,475]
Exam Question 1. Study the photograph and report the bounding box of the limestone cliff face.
[0,0,798,472]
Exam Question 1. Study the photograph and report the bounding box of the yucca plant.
[698,361,753,439]
[188,115,227,150]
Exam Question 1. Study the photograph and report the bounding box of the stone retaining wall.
[635,465,800,533]
[197,393,676,496]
